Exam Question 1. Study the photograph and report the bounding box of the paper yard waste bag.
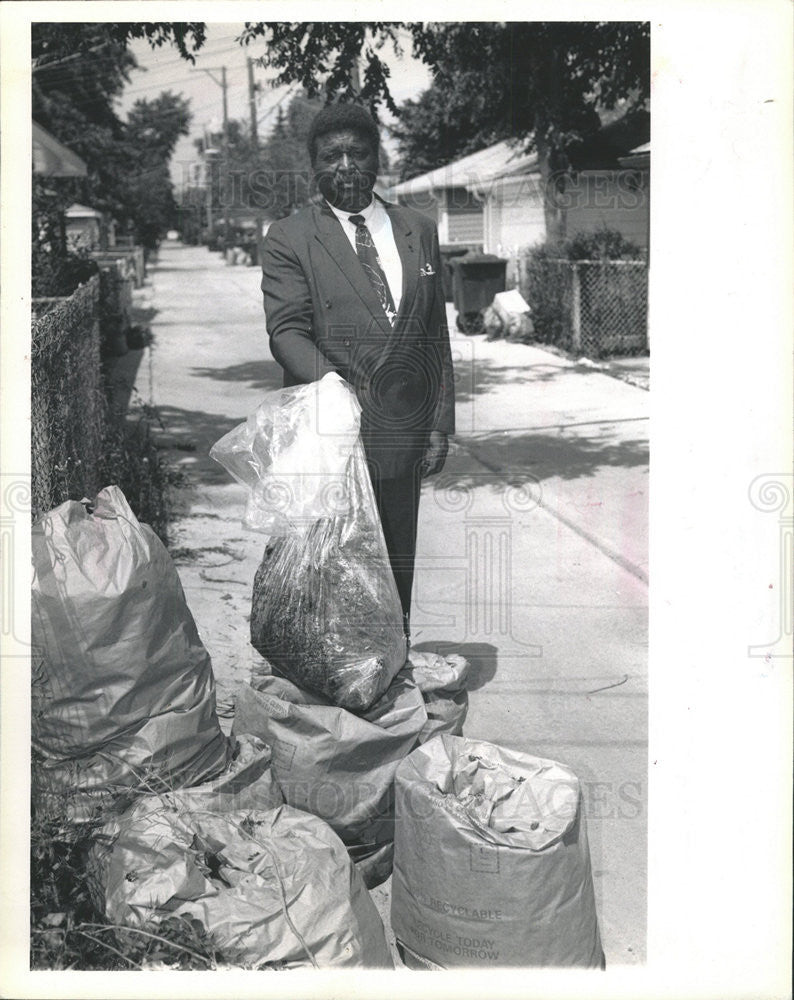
[233,668,427,888]
[167,734,284,814]
[31,486,230,821]
[406,650,470,742]
[211,373,406,711]
[89,798,393,969]
[391,735,605,969]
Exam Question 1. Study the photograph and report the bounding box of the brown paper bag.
[89,799,393,968]
[32,486,230,820]
[391,734,605,968]
[232,668,427,887]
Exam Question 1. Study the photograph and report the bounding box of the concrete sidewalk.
[124,240,648,967]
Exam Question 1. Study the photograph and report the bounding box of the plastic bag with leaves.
[211,374,406,711]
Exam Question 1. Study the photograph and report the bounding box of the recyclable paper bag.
[89,799,393,968]
[391,734,605,968]
[31,486,229,820]
[406,650,470,742]
[233,669,427,887]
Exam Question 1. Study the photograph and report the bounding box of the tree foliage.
[239,23,404,115]
[121,92,192,249]
[237,21,649,193]
[32,23,199,273]
[32,22,206,72]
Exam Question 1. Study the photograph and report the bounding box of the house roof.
[66,203,102,219]
[390,106,650,197]
[33,122,87,177]
[389,140,539,197]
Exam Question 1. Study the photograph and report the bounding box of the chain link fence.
[32,266,175,539]
[514,256,648,358]
[32,276,105,519]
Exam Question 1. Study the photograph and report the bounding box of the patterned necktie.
[348,214,397,325]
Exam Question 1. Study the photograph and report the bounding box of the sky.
[115,23,432,190]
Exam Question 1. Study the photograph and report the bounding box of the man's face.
[313,128,379,213]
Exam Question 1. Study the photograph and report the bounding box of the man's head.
[308,104,380,213]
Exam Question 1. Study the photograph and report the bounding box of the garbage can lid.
[450,253,505,268]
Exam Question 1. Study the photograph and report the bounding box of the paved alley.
[122,240,649,966]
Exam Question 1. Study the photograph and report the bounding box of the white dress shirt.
[326,197,403,313]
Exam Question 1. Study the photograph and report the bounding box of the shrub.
[517,242,572,348]
[563,226,643,262]
[32,248,100,299]
[517,226,646,351]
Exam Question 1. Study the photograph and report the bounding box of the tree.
[32,23,201,273]
[258,93,324,217]
[32,22,206,72]
[238,22,650,239]
[120,93,192,249]
[389,83,503,181]
[239,23,404,115]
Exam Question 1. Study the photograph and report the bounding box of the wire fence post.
[571,263,582,353]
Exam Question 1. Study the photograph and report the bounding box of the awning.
[618,142,650,169]
[33,122,87,177]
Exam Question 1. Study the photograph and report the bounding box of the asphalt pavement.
[119,239,649,967]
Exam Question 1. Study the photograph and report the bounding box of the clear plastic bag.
[210,372,361,535]
[249,443,406,710]
[211,374,406,711]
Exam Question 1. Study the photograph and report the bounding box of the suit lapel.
[313,202,392,336]
[384,201,421,323]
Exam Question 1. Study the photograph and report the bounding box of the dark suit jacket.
[260,197,455,479]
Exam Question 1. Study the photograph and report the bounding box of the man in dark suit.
[260,103,455,641]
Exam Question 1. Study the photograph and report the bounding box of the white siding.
[484,174,546,254]
[443,187,483,245]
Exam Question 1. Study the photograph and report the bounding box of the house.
[389,110,650,256]
[387,141,539,247]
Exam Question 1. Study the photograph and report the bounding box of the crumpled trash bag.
[31,485,230,821]
[485,290,534,343]
[391,734,605,969]
[233,668,427,888]
[406,649,470,742]
[88,799,393,969]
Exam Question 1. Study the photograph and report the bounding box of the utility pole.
[192,66,230,251]
[247,58,259,148]
[247,57,264,263]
